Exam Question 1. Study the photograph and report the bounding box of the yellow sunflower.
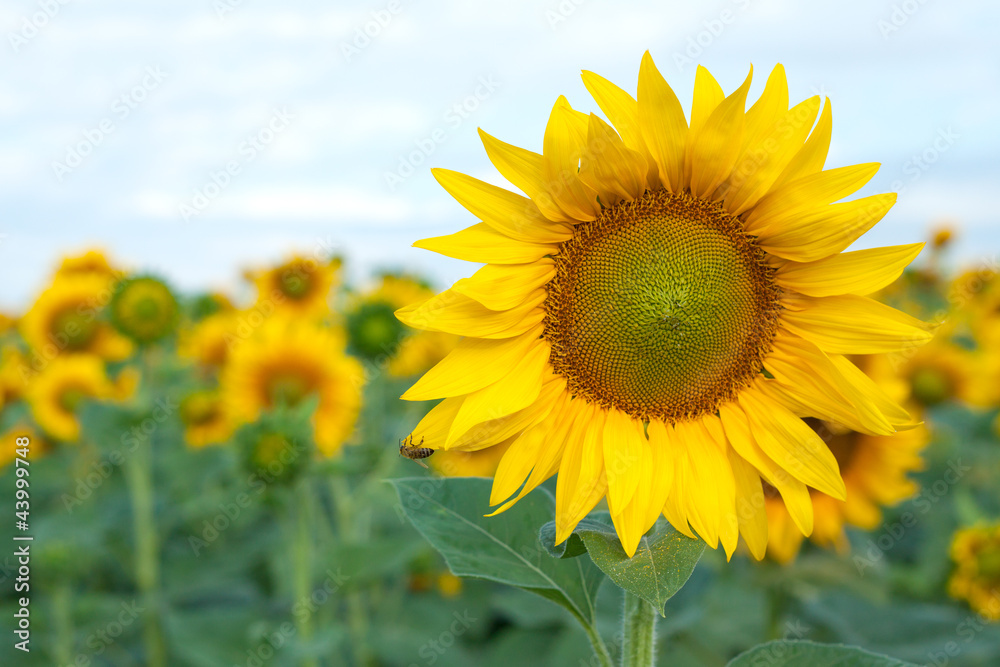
[0,423,48,469]
[55,249,121,281]
[348,274,459,377]
[397,54,931,558]
[109,276,179,344]
[21,275,132,362]
[26,355,135,442]
[0,345,31,408]
[178,310,239,369]
[949,524,1000,621]
[251,256,337,319]
[764,417,927,563]
[180,389,235,448]
[221,318,364,456]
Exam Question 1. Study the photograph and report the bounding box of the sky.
[1,0,997,310]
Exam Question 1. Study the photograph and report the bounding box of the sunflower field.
[4,55,1000,667]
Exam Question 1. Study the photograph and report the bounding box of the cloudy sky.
[1,0,997,309]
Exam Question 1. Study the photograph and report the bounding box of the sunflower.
[20,275,132,361]
[221,318,364,457]
[251,256,337,319]
[347,274,459,376]
[179,310,240,369]
[55,249,121,280]
[0,423,48,469]
[26,355,135,442]
[428,439,513,478]
[180,389,235,448]
[764,417,926,563]
[110,276,179,344]
[0,345,30,408]
[397,54,931,558]
[949,524,1000,621]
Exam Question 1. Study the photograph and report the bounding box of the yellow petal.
[722,96,820,216]
[490,419,550,506]
[407,396,464,449]
[543,97,601,221]
[401,325,543,400]
[742,64,789,151]
[446,342,550,445]
[449,374,565,451]
[828,355,915,427]
[431,168,575,243]
[688,67,752,198]
[452,260,555,311]
[555,403,608,543]
[645,420,675,522]
[747,162,882,234]
[754,192,897,263]
[610,434,657,558]
[657,423,697,539]
[414,222,559,264]
[739,386,846,500]
[775,243,924,297]
[728,450,768,560]
[478,129,573,223]
[602,408,643,515]
[636,51,688,191]
[718,401,813,535]
[780,293,933,354]
[395,289,546,338]
[771,99,832,189]
[578,113,647,205]
[673,420,722,549]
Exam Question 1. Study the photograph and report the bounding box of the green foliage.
[727,640,920,666]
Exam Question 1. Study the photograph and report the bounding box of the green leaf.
[547,513,704,616]
[727,640,920,666]
[537,517,613,559]
[388,477,604,625]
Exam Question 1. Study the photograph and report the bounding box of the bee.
[399,435,434,468]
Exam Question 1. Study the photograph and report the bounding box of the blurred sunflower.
[110,276,180,344]
[26,355,136,441]
[251,256,337,319]
[398,55,930,558]
[179,310,239,369]
[54,248,120,280]
[221,318,364,457]
[180,389,235,448]
[21,276,132,361]
[949,524,1000,621]
[0,423,48,469]
[764,417,927,563]
[347,274,458,377]
[0,312,17,336]
[0,345,30,408]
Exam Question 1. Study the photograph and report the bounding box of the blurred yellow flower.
[180,389,235,448]
[949,524,1000,621]
[0,423,48,469]
[55,249,121,281]
[110,276,180,344]
[21,275,132,361]
[251,256,337,319]
[221,318,364,457]
[179,310,240,369]
[931,225,955,250]
[0,345,31,408]
[436,572,463,598]
[764,418,927,563]
[26,355,134,442]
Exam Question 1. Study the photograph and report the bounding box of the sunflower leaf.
[537,517,612,559]
[388,477,605,626]
[554,514,704,616]
[726,640,920,666]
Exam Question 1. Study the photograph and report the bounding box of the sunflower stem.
[52,580,74,666]
[582,619,615,667]
[330,475,375,667]
[292,481,319,667]
[621,591,656,667]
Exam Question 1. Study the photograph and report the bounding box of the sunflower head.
[399,54,931,558]
[0,423,48,469]
[253,256,336,318]
[21,275,132,361]
[949,524,1000,621]
[110,276,180,344]
[180,389,234,448]
[188,292,234,322]
[429,440,512,478]
[55,249,120,281]
[234,409,312,487]
[178,311,238,368]
[347,300,409,361]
